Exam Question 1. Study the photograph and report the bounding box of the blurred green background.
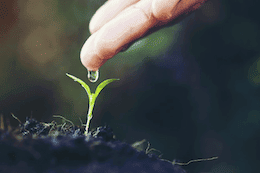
[1,0,260,172]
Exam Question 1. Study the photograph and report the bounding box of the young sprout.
[66,73,119,136]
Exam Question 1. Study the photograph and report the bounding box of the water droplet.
[87,70,99,83]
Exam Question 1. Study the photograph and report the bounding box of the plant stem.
[84,97,95,136]
[84,113,92,136]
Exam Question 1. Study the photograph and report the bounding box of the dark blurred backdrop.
[1,0,260,172]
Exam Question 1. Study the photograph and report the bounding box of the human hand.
[80,0,209,71]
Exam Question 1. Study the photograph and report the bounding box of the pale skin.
[80,0,209,71]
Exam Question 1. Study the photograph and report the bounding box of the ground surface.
[0,117,186,173]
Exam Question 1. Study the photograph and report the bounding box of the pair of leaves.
[66,73,119,99]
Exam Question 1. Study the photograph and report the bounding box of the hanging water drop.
[87,70,99,83]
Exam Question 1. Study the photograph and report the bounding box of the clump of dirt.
[0,116,186,173]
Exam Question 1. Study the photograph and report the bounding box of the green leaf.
[94,79,119,98]
[66,73,92,96]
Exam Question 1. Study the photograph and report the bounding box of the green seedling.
[66,73,119,136]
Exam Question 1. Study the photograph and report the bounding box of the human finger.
[152,0,209,21]
[134,0,209,41]
[89,0,140,34]
[81,0,209,71]
[89,0,207,35]
[80,32,107,71]
[81,0,157,71]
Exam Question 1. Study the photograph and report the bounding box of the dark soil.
[0,117,186,173]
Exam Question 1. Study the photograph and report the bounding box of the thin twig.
[161,156,219,166]
[10,113,21,124]
[53,115,74,127]
[78,117,86,126]
[145,141,162,156]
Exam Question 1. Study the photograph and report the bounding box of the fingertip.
[89,15,99,34]
[88,0,115,34]
[152,0,179,21]
[89,0,109,34]
[89,0,140,34]
[80,53,106,72]
[89,20,95,35]
[80,45,107,72]
[80,33,103,71]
